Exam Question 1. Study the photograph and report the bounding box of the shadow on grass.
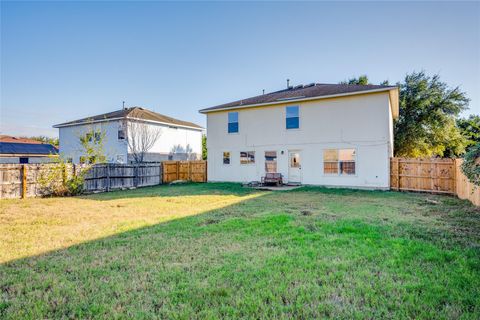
[1,184,479,318]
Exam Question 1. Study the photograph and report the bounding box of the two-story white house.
[54,107,204,163]
[200,83,399,189]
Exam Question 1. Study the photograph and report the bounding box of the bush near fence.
[0,161,207,199]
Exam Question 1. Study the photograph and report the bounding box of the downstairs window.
[323,149,356,175]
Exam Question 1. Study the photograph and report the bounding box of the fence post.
[396,158,400,190]
[106,163,111,192]
[62,164,67,185]
[161,162,165,184]
[134,165,138,187]
[188,161,192,182]
[176,161,179,181]
[21,165,27,199]
[453,159,457,196]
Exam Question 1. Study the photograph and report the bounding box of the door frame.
[288,150,302,184]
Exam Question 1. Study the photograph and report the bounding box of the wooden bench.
[261,173,283,186]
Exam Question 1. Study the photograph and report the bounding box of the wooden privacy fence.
[390,157,480,206]
[162,160,207,183]
[390,158,456,194]
[0,160,207,199]
[0,163,66,199]
[455,159,480,206]
[83,163,162,192]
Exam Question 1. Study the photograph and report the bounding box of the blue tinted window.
[286,117,299,129]
[286,106,299,129]
[228,112,238,133]
[228,122,238,133]
[228,112,238,123]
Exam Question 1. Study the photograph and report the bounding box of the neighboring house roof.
[53,107,204,130]
[0,135,43,144]
[0,142,58,156]
[199,83,399,118]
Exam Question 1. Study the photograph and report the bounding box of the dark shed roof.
[199,83,397,113]
[0,142,58,155]
[54,107,203,130]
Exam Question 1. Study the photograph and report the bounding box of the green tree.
[39,128,107,196]
[22,135,59,147]
[79,130,107,164]
[340,75,370,85]
[461,142,480,186]
[202,134,207,160]
[457,115,480,151]
[394,71,469,158]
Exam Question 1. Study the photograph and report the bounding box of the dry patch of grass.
[0,184,263,263]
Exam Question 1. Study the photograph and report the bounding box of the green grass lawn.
[1,183,479,319]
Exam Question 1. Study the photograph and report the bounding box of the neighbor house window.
[228,112,239,133]
[118,123,126,140]
[80,156,97,165]
[286,106,299,129]
[240,151,255,164]
[323,149,356,175]
[116,154,126,163]
[265,151,277,173]
[85,130,102,143]
[223,152,230,164]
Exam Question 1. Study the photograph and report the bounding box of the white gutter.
[53,116,204,131]
[199,87,397,114]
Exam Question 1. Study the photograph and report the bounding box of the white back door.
[288,150,302,184]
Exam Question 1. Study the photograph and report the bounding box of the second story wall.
[207,92,393,150]
[59,121,128,163]
[130,122,203,161]
[59,120,204,163]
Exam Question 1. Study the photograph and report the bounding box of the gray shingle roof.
[54,107,203,129]
[0,142,58,155]
[199,83,397,113]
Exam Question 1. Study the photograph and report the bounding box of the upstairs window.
[84,130,102,143]
[323,149,356,175]
[286,106,299,129]
[228,112,239,133]
[240,151,255,164]
[118,123,126,140]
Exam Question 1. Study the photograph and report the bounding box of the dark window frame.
[286,106,300,129]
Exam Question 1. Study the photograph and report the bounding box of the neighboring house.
[53,107,204,164]
[0,135,58,164]
[200,83,399,189]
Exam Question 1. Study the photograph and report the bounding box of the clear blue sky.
[1,1,479,137]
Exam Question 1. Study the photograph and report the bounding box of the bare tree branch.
[125,118,162,163]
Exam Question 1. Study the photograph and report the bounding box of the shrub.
[461,142,480,186]
[65,175,85,196]
[38,158,87,197]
